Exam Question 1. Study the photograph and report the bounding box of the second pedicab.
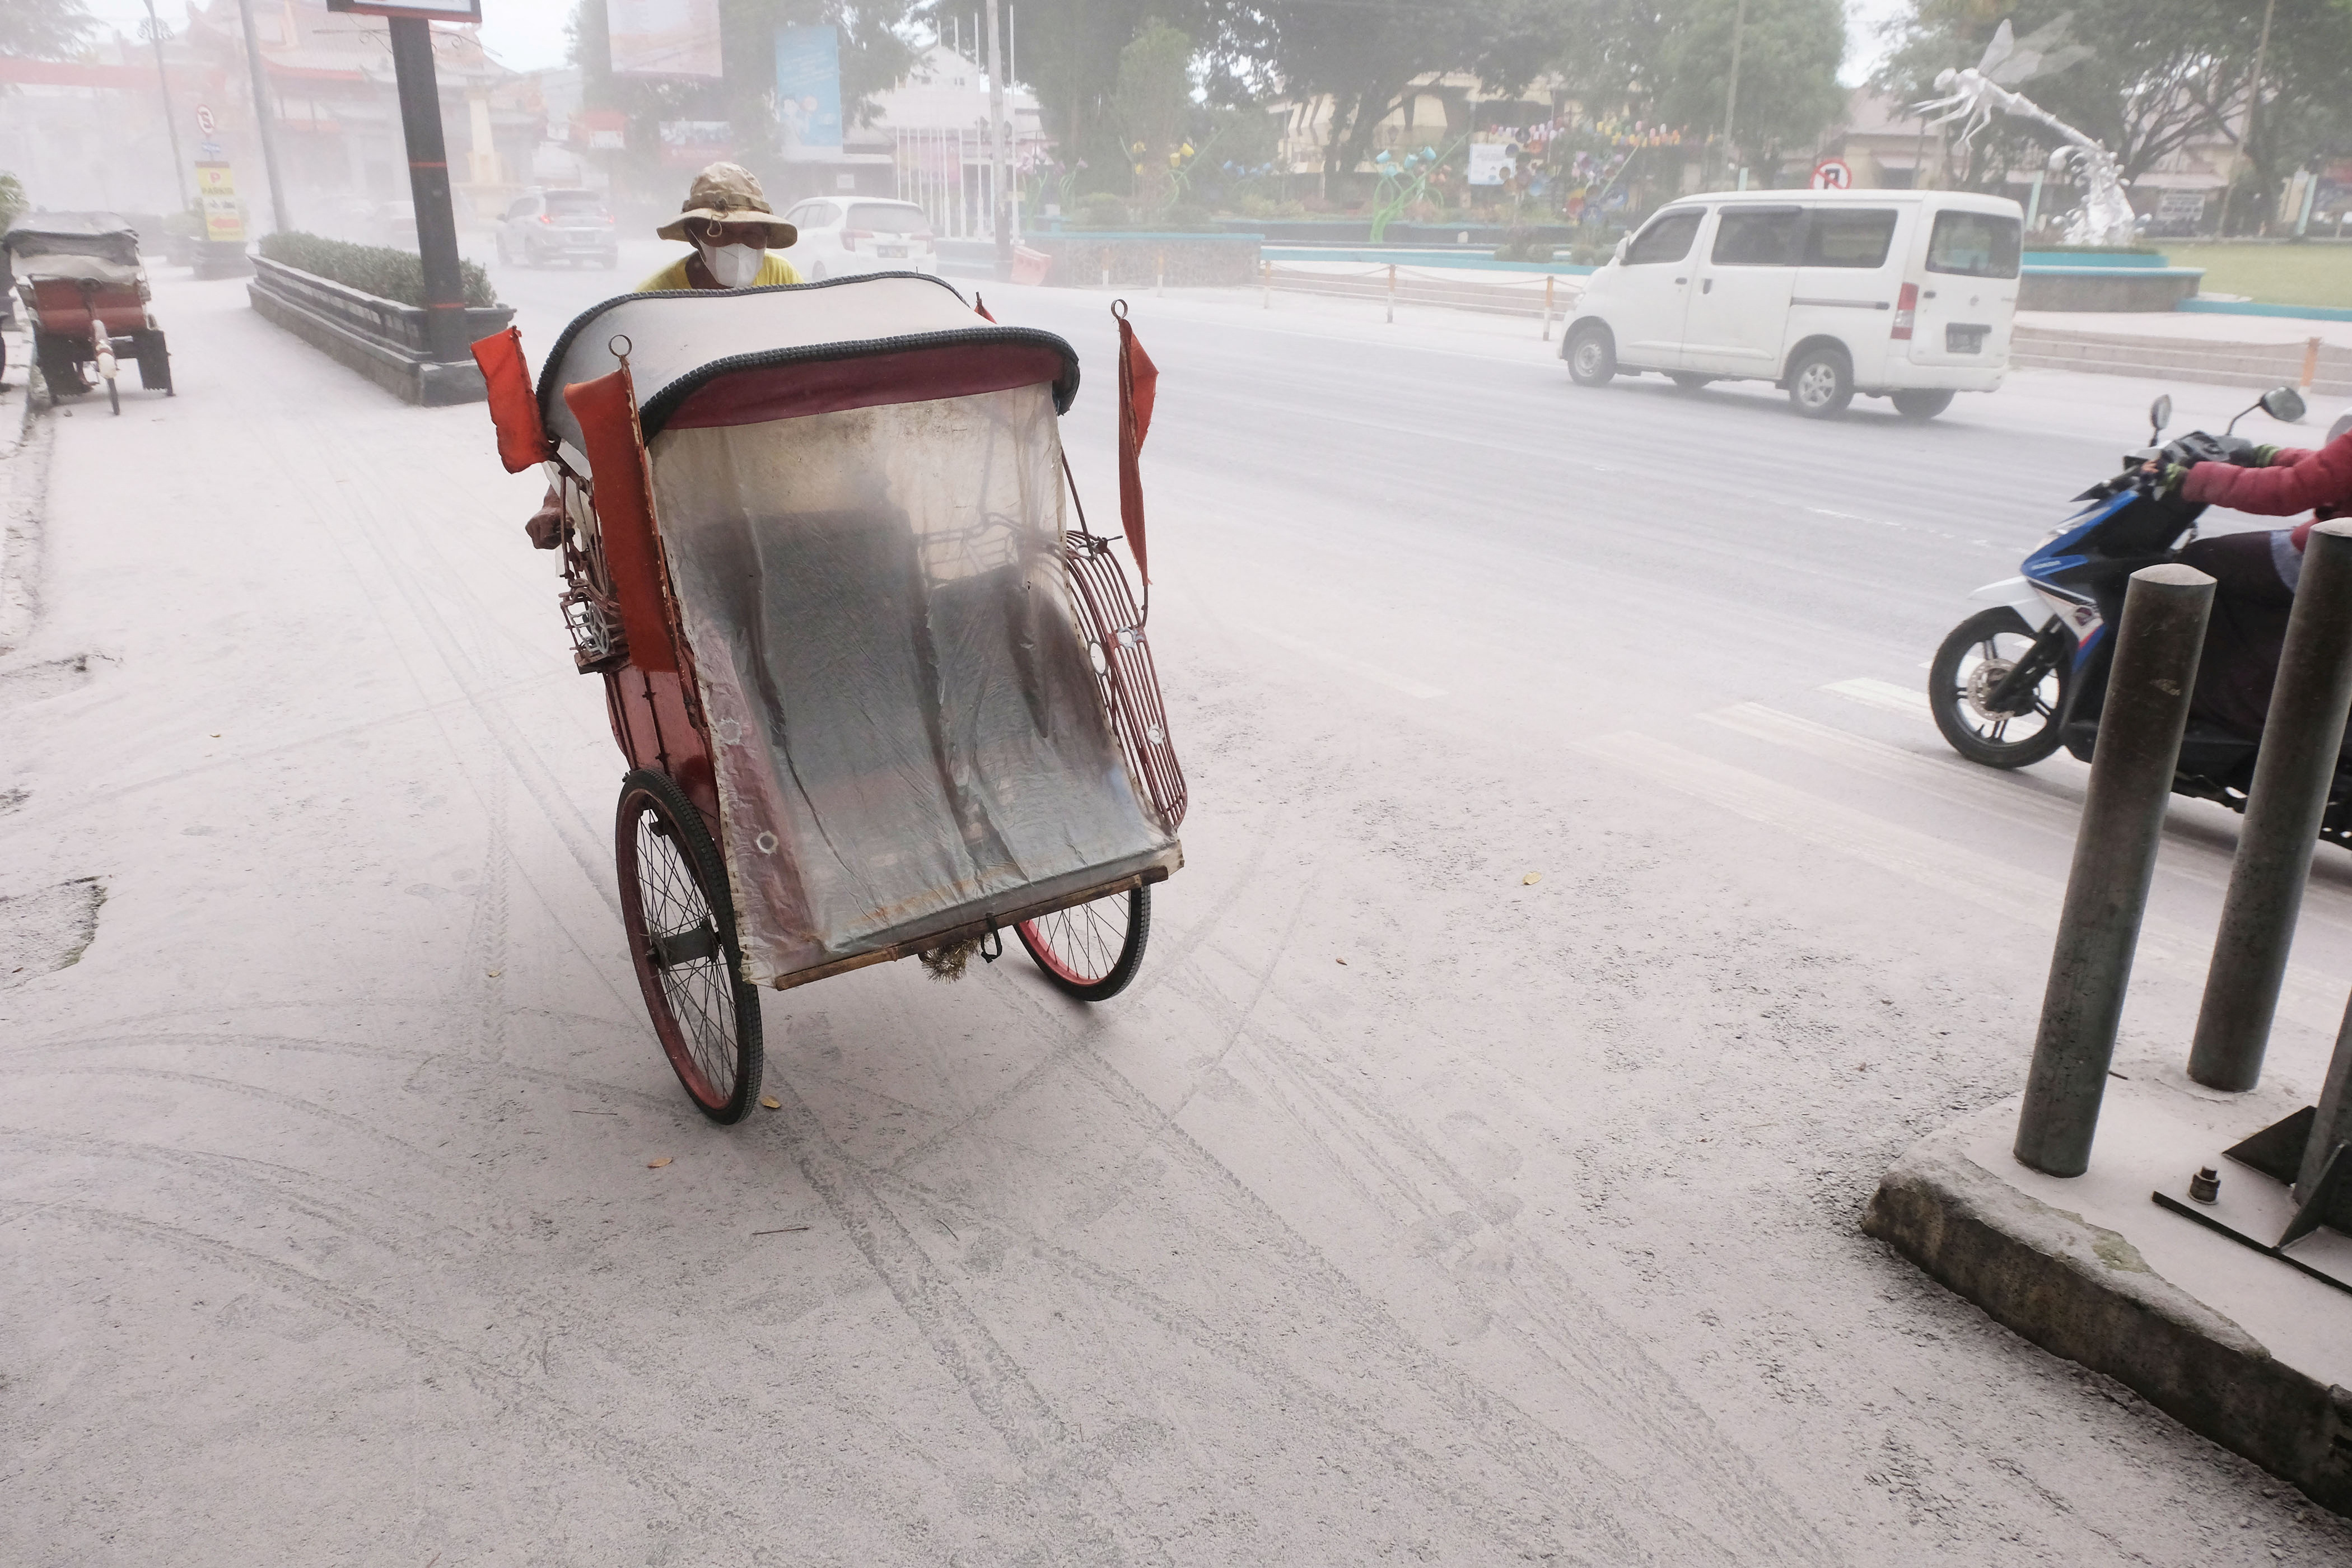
[475,272,1186,1122]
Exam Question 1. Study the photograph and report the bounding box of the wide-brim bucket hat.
[655,161,798,249]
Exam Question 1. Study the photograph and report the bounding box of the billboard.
[660,119,732,168]
[609,0,721,79]
[1466,144,1513,186]
[324,0,482,19]
[774,25,842,155]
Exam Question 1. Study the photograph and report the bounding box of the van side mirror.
[2260,386,2307,424]
[1612,235,1631,264]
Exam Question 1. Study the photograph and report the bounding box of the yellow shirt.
[635,252,804,291]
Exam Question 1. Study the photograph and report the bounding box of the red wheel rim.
[616,790,740,1110]
[1017,894,1133,987]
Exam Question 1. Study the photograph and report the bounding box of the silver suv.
[495,189,619,269]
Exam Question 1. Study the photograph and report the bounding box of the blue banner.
[774,26,843,154]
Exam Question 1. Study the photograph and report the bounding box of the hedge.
[258,231,496,307]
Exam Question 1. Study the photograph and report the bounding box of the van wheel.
[1566,325,1615,386]
[1788,347,1853,418]
[1669,373,1713,391]
[1892,389,1954,421]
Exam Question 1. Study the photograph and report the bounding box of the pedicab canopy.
[502,273,1179,985]
[2,212,145,285]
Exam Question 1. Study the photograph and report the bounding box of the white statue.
[1916,18,2137,248]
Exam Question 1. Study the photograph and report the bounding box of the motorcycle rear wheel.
[1931,606,2068,768]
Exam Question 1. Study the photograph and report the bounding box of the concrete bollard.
[2190,520,2352,1093]
[1542,274,1555,342]
[1387,263,1396,325]
[2297,997,2352,1201]
[2015,563,2214,1177]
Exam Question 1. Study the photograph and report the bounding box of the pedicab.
[3,212,174,412]
[473,272,1186,1122]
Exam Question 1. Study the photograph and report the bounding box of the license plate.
[1947,324,1989,353]
[877,244,908,258]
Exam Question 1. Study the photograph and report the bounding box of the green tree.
[1231,0,1575,192]
[1,0,97,59]
[1115,18,1193,206]
[983,2,1233,196]
[1875,0,2352,226]
[1653,0,1847,175]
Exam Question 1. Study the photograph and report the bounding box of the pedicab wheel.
[1016,885,1151,1002]
[105,375,119,416]
[615,768,764,1123]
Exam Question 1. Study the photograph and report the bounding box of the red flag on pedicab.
[1116,305,1158,582]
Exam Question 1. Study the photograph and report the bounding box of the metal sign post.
[232,0,291,232]
[985,0,1011,280]
[328,0,481,363]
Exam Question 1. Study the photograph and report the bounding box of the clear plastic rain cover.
[648,382,1178,984]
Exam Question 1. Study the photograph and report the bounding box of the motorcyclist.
[524,163,803,547]
[2163,420,2352,735]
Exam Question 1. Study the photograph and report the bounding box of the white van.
[1561,188,2023,419]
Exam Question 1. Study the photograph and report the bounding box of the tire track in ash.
[750,1069,1140,1562]
[1,1127,1001,1547]
[3,1198,764,1531]
[1190,874,1841,1564]
[260,408,622,932]
[0,1026,706,1127]
[0,1127,483,1249]
[869,829,1839,1562]
[861,1160,1627,1566]
[0,1064,453,1170]
[878,1036,1828,1566]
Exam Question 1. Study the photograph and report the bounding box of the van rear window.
[1711,208,1805,265]
[1927,211,2022,278]
[1804,209,1896,268]
[1625,210,1701,264]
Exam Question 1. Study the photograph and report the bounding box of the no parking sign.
[1812,158,1853,190]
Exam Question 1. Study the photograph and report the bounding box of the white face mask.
[698,240,762,287]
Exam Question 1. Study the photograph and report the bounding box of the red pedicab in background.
[475,272,1186,1122]
[2,212,174,412]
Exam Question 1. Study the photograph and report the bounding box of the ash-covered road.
[4,247,2350,1566]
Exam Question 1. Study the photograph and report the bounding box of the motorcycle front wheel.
[1930,606,2068,768]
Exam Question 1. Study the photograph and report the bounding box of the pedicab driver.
[636,161,803,292]
[525,163,802,547]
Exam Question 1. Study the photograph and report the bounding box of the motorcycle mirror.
[2149,394,2172,440]
[2260,385,2307,424]
[2330,412,2352,445]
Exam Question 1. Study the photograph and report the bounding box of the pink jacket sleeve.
[2182,429,2352,517]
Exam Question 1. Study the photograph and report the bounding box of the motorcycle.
[1928,385,2352,843]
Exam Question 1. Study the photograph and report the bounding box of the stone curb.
[0,325,52,656]
[1863,1127,2352,1514]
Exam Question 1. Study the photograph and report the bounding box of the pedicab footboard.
[756,848,1180,992]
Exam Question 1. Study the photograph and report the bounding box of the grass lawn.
[2162,241,2352,309]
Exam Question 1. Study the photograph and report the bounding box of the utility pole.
[2228,0,2279,236]
[1719,0,1748,190]
[233,0,291,231]
[140,0,190,210]
[985,0,1010,277]
[387,16,468,363]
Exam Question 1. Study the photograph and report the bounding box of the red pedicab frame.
[476,274,1186,1122]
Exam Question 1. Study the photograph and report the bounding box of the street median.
[248,256,511,407]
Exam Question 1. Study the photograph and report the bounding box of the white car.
[776,198,939,279]
[1562,188,2022,420]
